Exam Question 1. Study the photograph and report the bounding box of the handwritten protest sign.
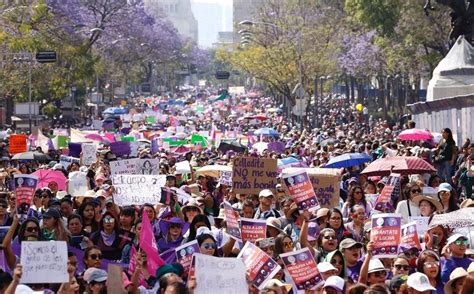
[112,175,166,206]
[400,221,422,252]
[20,241,68,284]
[68,171,88,196]
[14,174,38,215]
[370,213,402,258]
[310,174,340,209]
[110,158,160,175]
[110,141,131,157]
[219,170,233,187]
[283,170,320,212]
[280,248,323,290]
[408,216,429,237]
[81,143,97,166]
[194,253,247,294]
[9,134,27,154]
[232,157,277,194]
[223,202,241,240]
[374,173,400,212]
[175,240,200,276]
[238,241,281,290]
[59,155,80,169]
[240,218,266,244]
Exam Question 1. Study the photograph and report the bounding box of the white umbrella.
[195,164,232,178]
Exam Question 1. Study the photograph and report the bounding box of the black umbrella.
[218,141,247,153]
[11,151,51,161]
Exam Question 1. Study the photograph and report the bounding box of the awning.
[11,116,22,121]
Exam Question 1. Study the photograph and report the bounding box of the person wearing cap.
[317,262,339,281]
[83,267,108,294]
[444,267,468,294]
[389,274,408,294]
[440,233,473,283]
[436,182,459,213]
[406,272,436,294]
[261,279,291,294]
[340,238,363,282]
[322,275,345,294]
[42,207,69,242]
[254,189,280,220]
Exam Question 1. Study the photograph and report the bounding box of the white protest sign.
[20,241,68,284]
[408,216,430,237]
[194,253,247,294]
[68,171,88,196]
[110,159,137,175]
[175,161,191,174]
[59,155,80,169]
[219,171,232,186]
[136,159,160,175]
[81,143,97,166]
[112,174,166,206]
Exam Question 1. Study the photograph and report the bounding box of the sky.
[191,0,233,47]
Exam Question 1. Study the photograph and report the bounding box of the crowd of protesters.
[0,91,472,294]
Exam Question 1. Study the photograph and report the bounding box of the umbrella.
[319,138,336,147]
[32,169,67,190]
[171,145,191,155]
[398,128,433,141]
[11,151,50,161]
[102,107,127,115]
[85,134,105,142]
[195,164,232,178]
[254,127,279,137]
[361,156,436,176]
[323,153,372,169]
[218,141,247,153]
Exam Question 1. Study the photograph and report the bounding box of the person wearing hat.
[406,272,436,294]
[389,274,408,294]
[340,238,363,282]
[181,199,203,223]
[317,262,338,281]
[440,233,472,283]
[42,208,69,242]
[254,189,280,220]
[437,182,459,213]
[157,217,190,253]
[261,279,291,294]
[444,267,468,294]
[322,275,345,294]
[412,194,442,217]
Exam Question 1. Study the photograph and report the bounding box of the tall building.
[145,0,198,43]
[191,0,232,48]
[233,0,264,43]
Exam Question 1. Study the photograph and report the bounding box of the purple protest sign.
[14,174,38,215]
[370,213,402,258]
[223,201,241,240]
[110,141,131,157]
[280,248,323,290]
[267,141,286,154]
[68,142,82,158]
[175,240,201,277]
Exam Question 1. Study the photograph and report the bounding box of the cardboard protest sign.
[59,155,80,169]
[175,240,201,276]
[67,171,88,196]
[408,216,429,237]
[110,141,131,157]
[232,157,277,194]
[370,213,402,258]
[107,264,126,294]
[194,253,247,294]
[219,170,233,187]
[283,170,320,212]
[374,173,400,212]
[310,174,340,209]
[280,248,323,290]
[240,218,266,244]
[399,221,422,252]
[81,143,97,166]
[20,241,68,284]
[223,202,241,240]
[9,134,27,154]
[237,241,281,290]
[112,174,166,206]
[14,174,38,215]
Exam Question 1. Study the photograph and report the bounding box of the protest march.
[0,92,472,294]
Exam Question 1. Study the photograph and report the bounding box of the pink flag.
[104,133,116,143]
[140,211,166,276]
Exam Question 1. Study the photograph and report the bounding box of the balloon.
[356,104,363,111]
